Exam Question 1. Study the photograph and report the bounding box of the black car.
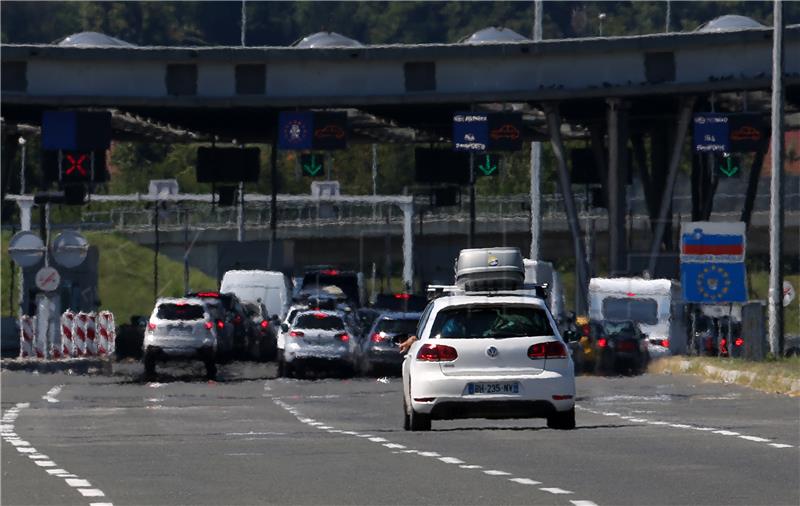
[357,311,421,376]
[242,301,278,361]
[593,320,649,375]
[187,291,250,359]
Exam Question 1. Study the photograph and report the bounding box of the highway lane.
[2,363,798,506]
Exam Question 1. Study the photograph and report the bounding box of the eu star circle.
[696,264,732,301]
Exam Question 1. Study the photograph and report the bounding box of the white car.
[278,310,359,378]
[402,294,576,431]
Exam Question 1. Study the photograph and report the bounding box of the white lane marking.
[46,469,69,475]
[357,434,373,438]
[438,457,465,464]
[90,503,114,506]
[541,487,573,494]
[55,474,78,478]
[571,501,600,506]
[29,454,50,459]
[579,406,794,449]
[226,431,286,436]
[10,440,31,446]
[368,437,388,443]
[17,447,36,453]
[318,426,333,430]
[417,451,440,457]
[509,478,541,485]
[35,460,56,467]
[483,470,511,476]
[42,385,64,403]
[401,450,419,454]
[459,464,483,469]
[341,431,358,435]
[384,443,406,449]
[78,489,105,497]
[66,478,92,487]
[628,418,648,423]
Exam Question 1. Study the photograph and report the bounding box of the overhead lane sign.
[680,221,747,303]
[693,113,729,152]
[278,111,348,150]
[453,112,523,152]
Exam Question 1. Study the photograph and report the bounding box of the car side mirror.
[563,330,578,342]
[280,323,289,332]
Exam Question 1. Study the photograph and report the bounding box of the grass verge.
[650,356,800,397]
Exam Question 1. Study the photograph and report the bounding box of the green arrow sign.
[477,154,498,176]
[302,154,323,176]
[719,156,739,177]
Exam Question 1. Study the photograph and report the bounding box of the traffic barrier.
[96,311,116,356]
[74,312,88,356]
[32,314,47,359]
[19,315,35,358]
[85,313,98,356]
[60,311,76,358]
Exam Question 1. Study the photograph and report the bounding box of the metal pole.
[544,103,589,314]
[269,138,278,269]
[768,0,785,357]
[44,203,51,268]
[607,98,626,276]
[237,181,245,242]
[18,137,26,194]
[647,96,696,275]
[469,152,476,248]
[154,203,160,302]
[530,142,542,260]
[371,144,378,196]
[665,0,671,33]
[240,0,246,47]
[401,202,414,291]
[533,0,543,41]
[183,208,189,295]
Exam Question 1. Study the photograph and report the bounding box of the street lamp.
[598,12,607,36]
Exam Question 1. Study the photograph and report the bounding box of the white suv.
[402,293,576,431]
[143,298,218,379]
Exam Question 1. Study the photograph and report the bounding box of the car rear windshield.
[373,294,428,312]
[294,313,345,331]
[376,318,419,335]
[243,303,262,318]
[602,298,658,325]
[429,305,553,339]
[156,303,205,321]
[302,273,359,304]
[602,321,638,336]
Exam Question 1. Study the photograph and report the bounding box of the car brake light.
[216,320,224,329]
[416,343,458,362]
[720,338,727,347]
[371,332,384,342]
[260,320,269,329]
[197,292,219,297]
[290,330,304,337]
[234,315,242,324]
[597,338,608,348]
[321,269,339,276]
[147,322,157,331]
[528,341,568,359]
[204,321,213,330]
[338,333,350,343]
[661,339,669,348]
[394,293,411,300]
[734,337,744,347]
[313,312,327,319]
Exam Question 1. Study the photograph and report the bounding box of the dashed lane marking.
[571,501,600,506]
[483,470,511,476]
[438,457,465,464]
[541,487,573,494]
[78,489,105,497]
[509,478,541,485]
[66,479,92,488]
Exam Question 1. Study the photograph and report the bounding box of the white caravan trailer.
[523,259,566,321]
[588,277,686,356]
[220,270,291,320]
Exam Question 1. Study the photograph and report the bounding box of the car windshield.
[301,273,359,304]
[295,313,345,331]
[602,297,658,325]
[602,321,637,336]
[376,318,419,335]
[156,303,205,321]
[429,305,553,339]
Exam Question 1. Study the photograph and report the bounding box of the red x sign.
[65,154,87,176]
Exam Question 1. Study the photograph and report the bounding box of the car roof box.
[455,247,525,291]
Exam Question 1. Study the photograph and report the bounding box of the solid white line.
[341,431,359,435]
[438,457,465,464]
[78,489,105,497]
[66,478,92,487]
[541,487,573,494]
[713,430,740,436]
[357,434,373,438]
[509,478,541,485]
[459,464,483,469]
[570,501,599,506]
[483,470,511,476]
[90,503,114,506]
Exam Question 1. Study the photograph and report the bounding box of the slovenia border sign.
[680,221,747,303]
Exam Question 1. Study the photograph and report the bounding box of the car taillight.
[394,293,411,300]
[234,315,242,324]
[661,339,669,348]
[289,330,304,337]
[204,321,213,330]
[416,343,458,362]
[147,322,157,331]
[735,337,744,347]
[528,341,568,359]
[260,320,269,329]
[720,338,727,347]
[216,320,224,329]
[371,332,383,343]
[596,338,608,348]
[338,333,350,343]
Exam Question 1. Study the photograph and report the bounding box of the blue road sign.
[680,222,747,303]
[693,113,729,152]
[278,111,313,150]
[453,112,488,152]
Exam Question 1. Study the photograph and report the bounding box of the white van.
[221,270,291,320]
[523,259,566,321]
[588,277,686,356]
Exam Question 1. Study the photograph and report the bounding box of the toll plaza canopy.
[2,24,799,143]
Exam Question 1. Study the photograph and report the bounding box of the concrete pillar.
[606,98,629,276]
[401,202,414,291]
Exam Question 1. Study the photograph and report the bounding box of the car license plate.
[168,326,193,336]
[467,382,519,395]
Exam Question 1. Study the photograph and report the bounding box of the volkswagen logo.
[486,346,499,358]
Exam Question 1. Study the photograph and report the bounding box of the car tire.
[409,405,431,431]
[205,359,217,380]
[143,349,156,377]
[402,397,411,431]
[277,352,289,378]
[547,407,576,430]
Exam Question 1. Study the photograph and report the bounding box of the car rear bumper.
[145,345,215,361]
[365,348,404,366]
[285,343,352,364]
[410,370,575,417]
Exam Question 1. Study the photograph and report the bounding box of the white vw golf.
[402,294,576,431]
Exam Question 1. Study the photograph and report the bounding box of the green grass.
[1,231,217,325]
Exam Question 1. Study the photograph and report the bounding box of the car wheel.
[402,397,411,431]
[205,359,217,380]
[409,404,431,431]
[143,349,156,377]
[547,407,576,430]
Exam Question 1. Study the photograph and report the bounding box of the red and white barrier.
[19,315,35,359]
[96,311,115,356]
[74,312,89,356]
[85,313,98,356]
[60,311,76,358]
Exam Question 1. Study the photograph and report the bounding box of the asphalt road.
[2,361,798,506]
